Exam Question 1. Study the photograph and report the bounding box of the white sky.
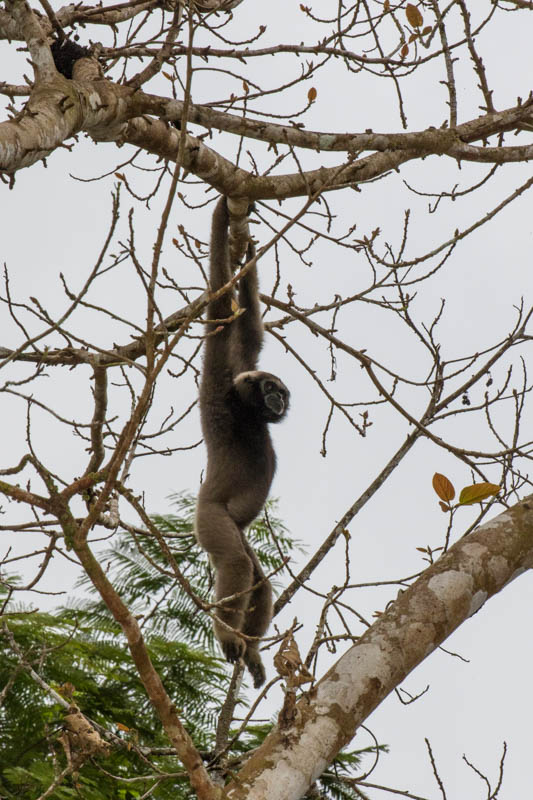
[2,1,533,797]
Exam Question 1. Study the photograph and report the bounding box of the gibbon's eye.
[263,380,276,394]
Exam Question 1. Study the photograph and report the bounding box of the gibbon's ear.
[232,370,261,403]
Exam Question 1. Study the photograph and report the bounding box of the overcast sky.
[2,2,533,797]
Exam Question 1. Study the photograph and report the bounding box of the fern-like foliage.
[0,494,380,799]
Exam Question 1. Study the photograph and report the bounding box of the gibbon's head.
[233,371,290,423]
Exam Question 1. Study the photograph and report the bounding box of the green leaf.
[458,483,500,505]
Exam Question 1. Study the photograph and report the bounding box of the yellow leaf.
[406,3,423,27]
[117,722,130,732]
[458,483,500,506]
[308,87,317,102]
[432,472,455,502]
[231,298,239,313]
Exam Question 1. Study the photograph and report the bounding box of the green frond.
[1,492,365,800]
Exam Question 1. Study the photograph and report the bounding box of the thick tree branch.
[2,40,533,181]
[229,495,533,800]
[4,0,56,82]
[0,1,159,40]
[158,95,533,155]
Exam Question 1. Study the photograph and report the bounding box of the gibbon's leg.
[196,500,254,662]
[240,542,273,688]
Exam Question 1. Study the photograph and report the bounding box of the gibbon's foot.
[244,647,266,689]
[220,634,246,664]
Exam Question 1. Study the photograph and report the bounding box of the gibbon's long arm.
[199,198,234,442]
[206,197,233,328]
[233,240,263,374]
[201,198,234,394]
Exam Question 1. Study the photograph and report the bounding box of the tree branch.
[231,495,533,799]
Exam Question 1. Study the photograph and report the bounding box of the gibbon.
[195,197,289,688]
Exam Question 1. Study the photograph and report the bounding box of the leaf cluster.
[0,494,371,798]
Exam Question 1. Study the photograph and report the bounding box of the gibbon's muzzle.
[265,392,284,416]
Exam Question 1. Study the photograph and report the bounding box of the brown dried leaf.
[432,473,455,502]
[274,632,313,687]
[60,682,75,699]
[400,43,409,58]
[308,86,317,102]
[439,501,451,513]
[406,3,423,27]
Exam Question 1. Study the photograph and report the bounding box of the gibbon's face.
[234,371,290,422]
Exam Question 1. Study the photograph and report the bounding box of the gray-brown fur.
[196,197,289,688]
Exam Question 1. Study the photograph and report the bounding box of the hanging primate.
[196,197,289,688]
